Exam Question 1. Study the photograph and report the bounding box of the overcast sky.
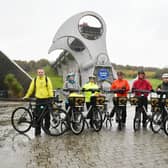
[1,0,168,68]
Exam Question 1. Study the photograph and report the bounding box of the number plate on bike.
[91,96,105,105]
[129,97,138,105]
[68,97,85,107]
[113,97,127,105]
[150,98,159,107]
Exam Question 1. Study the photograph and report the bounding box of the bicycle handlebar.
[131,89,151,94]
[103,89,126,94]
[155,90,168,94]
[63,88,101,93]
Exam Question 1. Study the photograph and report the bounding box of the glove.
[81,88,85,92]
[22,96,28,100]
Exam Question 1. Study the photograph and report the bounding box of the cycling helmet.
[162,73,168,78]
[138,69,145,75]
[67,72,75,77]
[89,75,96,79]
[66,72,75,81]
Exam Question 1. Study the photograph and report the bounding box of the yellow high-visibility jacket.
[82,82,99,102]
[25,76,53,99]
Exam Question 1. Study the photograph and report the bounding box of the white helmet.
[162,73,168,78]
[89,75,96,79]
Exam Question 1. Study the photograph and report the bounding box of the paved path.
[0,102,168,168]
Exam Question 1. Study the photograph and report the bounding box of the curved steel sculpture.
[48,11,116,86]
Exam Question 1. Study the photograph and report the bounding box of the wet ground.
[0,101,168,168]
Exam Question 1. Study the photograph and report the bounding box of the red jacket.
[132,78,152,97]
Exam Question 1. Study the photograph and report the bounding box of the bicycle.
[103,89,128,130]
[63,88,85,135]
[150,90,168,134]
[129,89,152,132]
[11,97,68,136]
[63,88,105,133]
[88,91,105,132]
[101,98,113,128]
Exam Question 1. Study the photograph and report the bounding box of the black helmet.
[138,69,145,75]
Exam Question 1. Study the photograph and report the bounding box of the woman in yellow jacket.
[24,68,53,136]
[82,75,99,110]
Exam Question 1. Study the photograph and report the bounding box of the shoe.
[160,123,164,130]
[116,118,119,123]
[122,123,126,127]
[142,123,146,128]
[45,127,50,134]
[32,121,37,128]
[35,129,41,136]
[35,132,41,136]
[89,120,93,128]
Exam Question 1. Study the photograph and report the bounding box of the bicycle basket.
[90,96,105,105]
[113,97,127,105]
[150,98,159,107]
[129,97,139,105]
[165,98,168,107]
[151,106,161,113]
[68,96,85,107]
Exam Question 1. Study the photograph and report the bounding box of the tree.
[4,73,23,97]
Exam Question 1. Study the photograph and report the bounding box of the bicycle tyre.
[163,116,168,136]
[69,111,85,135]
[151,111,162,133]
[42,108,68,136]
[11,107,32,134]
[133,109,141,132]
[91,108,103,132]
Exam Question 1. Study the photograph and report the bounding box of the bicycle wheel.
[151,111,162,133]
[69,111,85,135]
[91,108,103,132]
[133,109,141,132]
[163,116,168,136]
[11,107,32,134]
[104,112,112,128]
[42,108,68,136]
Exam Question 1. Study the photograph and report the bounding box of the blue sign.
[97,68,109,80]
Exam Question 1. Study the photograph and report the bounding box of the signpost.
[97,68,109,80]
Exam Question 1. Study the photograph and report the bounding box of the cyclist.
[82,75,99,110]
[24,68,53,136]
[82,75,100,126]
[156,73,168,95]
[132,69,152,127]
[156,73,168,120]
[63,72,80,110]
[110,71,130,126]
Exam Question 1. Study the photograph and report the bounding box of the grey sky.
[1,0,168,68]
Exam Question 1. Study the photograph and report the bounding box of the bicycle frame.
[25,100,51,127]
[102,89,128,130]
[129,90,151,131]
